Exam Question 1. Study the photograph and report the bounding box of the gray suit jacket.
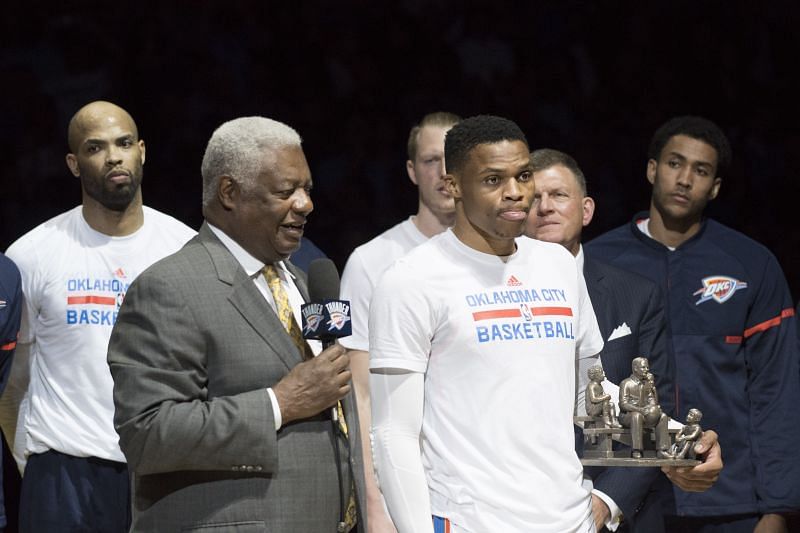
[108,223,366,532]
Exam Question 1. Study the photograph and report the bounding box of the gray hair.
[530,148,588,196]
[201,116,302,207]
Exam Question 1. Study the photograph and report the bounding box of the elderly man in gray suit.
[108,116,366,532]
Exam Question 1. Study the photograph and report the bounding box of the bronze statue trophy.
[667,408,703,460]
[578,358,701,467]
[585,365,621,429]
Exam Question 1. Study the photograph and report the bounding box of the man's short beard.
[82,171,142,212]
[96,186,140,211]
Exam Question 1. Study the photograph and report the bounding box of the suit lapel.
[285,261,310,301]
[228,282,303,370]
[584,257,612,339]
[198,223,304,370]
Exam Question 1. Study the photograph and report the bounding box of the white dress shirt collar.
[207,223,295,279]
[576,244,585,272]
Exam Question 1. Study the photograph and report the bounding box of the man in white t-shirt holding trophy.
[369,115,605,532]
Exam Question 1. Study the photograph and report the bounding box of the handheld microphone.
[301,258,352,423]
[301,258,352,348]
[301,258,352,532]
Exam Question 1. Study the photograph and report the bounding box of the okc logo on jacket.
[693,275,748,305]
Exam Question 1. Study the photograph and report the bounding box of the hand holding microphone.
[302,260,355,533]
[272,259,353,424]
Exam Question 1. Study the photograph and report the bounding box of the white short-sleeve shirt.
[370,229,603,532]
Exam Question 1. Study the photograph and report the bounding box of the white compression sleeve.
[370,370,434,533]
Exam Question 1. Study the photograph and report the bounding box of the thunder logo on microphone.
[302,300,352,339]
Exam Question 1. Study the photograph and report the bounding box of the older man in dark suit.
[108,117,366,532]
[525,148,721,532]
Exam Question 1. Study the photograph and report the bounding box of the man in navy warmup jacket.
[586,116,800,532]
[0,254,21,533]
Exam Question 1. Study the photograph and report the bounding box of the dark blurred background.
[2,2,799,297]
[1,2,799,530]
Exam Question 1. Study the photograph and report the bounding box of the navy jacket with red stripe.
[0,252,20,397]
[0,252,21,530]
[586,213,800,518]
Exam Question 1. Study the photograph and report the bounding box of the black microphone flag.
[302,258,352,343]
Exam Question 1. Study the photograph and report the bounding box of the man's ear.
[65,153,80,177]
[444,173,460,199]
[139,139,146,166]
[582,196,595,227]
[646,159,657,185]
[709,177,722,201]
[406,160,418,185]
[217,176,239,210]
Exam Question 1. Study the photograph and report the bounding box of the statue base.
[581,457,700,467]
[576,416,701,468]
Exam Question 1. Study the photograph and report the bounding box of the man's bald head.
[65,100,146,213]
[68,101,139,153]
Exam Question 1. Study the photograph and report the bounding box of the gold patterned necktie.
[262,265,310,359]
[335,403,357,531]
[262,265,357,530]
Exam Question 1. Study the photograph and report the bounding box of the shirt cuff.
[592,489,623,531]
[266,387,282,430]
